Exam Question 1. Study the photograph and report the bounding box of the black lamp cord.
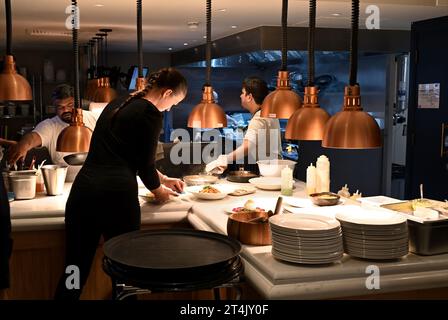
[5,0,12,55]
[205,0,211,86]
[72,0,80,110]
[281,0,288,71]
[307,0,316,87]
[137,0,143,78]
[349,0,359,86]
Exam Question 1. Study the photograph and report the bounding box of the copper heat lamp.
[0,0,32,101]
[261,0,301,119]
[322,0,381,149]
[92,30,117,102]
[57,0,92,152]
[187,0,227,128]
[285,0,329,140]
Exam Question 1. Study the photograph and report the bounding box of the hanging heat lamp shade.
[322,85,381,148]
[286,86,330,140]
[188,86,226,128]
[285,0,329,140]
[57,0,93,152]
[187,0,227,128]
[322,0,381,149]
[92,77,117,102]
[0,0,32,101]
[260,0,301,119]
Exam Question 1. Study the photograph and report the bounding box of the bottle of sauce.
[316,155,330,193]
[306,163,316,195]
[281,167,293,196]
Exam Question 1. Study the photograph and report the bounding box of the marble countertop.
[10,183,192,232]
[188,180,448,299]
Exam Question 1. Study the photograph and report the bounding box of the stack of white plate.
[269,214,344,265]
[336,208,409,260]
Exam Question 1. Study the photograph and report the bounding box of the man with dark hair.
[206,76,282,173]
[8,84,99,181]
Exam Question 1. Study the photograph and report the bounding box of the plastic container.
[257,159,296,177]
[408,219,448,255]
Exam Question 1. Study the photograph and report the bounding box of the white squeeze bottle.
[281,167,293,196]
[316,155,330,193]
[306,163,316,195]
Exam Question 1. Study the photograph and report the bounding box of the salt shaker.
[281,167,293,196]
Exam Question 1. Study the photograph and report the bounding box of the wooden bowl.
[227,211,271,246]
[309,192,340,206]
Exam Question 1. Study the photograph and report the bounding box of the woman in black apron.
[55,68,187,300]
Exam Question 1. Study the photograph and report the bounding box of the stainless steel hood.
[171,26,410,66]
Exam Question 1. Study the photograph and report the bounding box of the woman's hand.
[162,176,185,193]
[151,184,178,204]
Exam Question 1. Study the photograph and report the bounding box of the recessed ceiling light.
[218,8,226,12]
[95,4,104,7]
[183,42,188,46]
[231,25,237,29]
[168,47,173,51]
[203,35,207,39]
[331,13,341,16]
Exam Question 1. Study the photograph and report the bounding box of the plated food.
[186,184,234,200]
[230,199,267,214]
[309,192,341,206]
[228,187,257,196]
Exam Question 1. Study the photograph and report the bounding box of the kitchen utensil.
[226,167,258,183]
[309,192,341,206]
[420,183,424,200]
[29,156,36,170]
[104,229,241,281]
[63,152,88,166]
[8,171,37,200]
[257,159,296,177]
[41,165,68,195]
[274,196,283,215]
[183,174,218,186]
[227,210,272,245]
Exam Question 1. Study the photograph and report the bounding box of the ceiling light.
[231,25,237,29]
[331,13,341,16]
[183,42,188,46]
[95,4,104,7]
[261,0,302,119]
[322,0,381,149]
[187,21,199,30]
[218,8,226,12]
[286,0,330,140]
[188,0,227,129]
[0,0,32,101]
[168,47,173,51]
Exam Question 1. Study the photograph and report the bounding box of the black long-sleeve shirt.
[77,96,163,191]
[0,169,11,289]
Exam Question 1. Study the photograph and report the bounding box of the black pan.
[63,152,88,166]
[226,169,258,183]
[104,229,242,273]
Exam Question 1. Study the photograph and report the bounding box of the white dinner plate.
[249,177,292,190]
[185,184,235,200]
[335,207,407,226]
[269,213,340,231]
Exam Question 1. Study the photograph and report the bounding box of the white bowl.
[257,159,296,177]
